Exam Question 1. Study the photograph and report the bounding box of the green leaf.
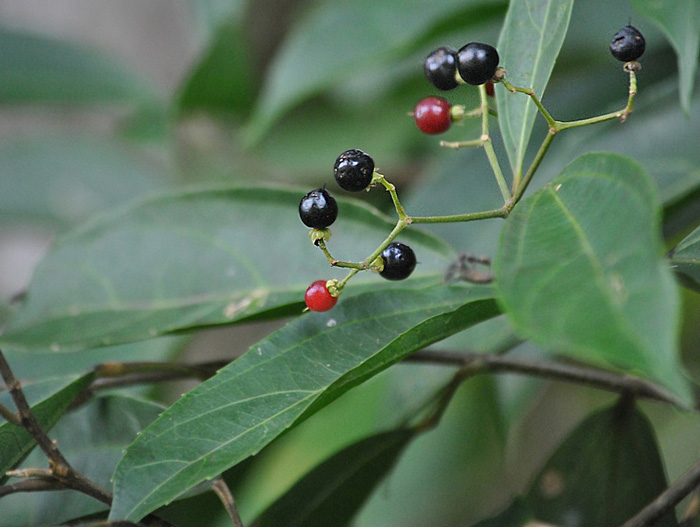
[0,395,163,527]
[526,400,677,526]
[671,224,700,292]
[0,372,94,483]
[495,152,690,403]
[0,137,171,228]
[245,0,498,142]
[496,0,574,178]
[177,6,255,116]
[633,0,700,113]
[251,429,415,527]
[109,283,499,521]
[0,27,154,105]
[0,186,454,352]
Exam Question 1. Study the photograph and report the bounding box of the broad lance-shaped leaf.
[525,400,677,526]
[671,224,700,293]
[496,0,574,179]
[633,0,700,114]
[0,187,453,352]
[251,429,415,527]
[109,283,499,521]
[0,373,95,483]
[496,152,690,403]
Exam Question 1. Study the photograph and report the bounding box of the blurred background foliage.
[0,0,698,526]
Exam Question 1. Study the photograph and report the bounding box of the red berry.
[414,96,452,134]
[304,280,338,312]
[485,80,495,97]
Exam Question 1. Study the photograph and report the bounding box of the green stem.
[509,129,556,208]
[478,84,511,203]
[315,240,365,269]
[374,173,408,219]
[410,206,508,224]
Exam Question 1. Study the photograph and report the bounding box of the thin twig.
[405,350,686,407]
[620,458,700,527]
[212,477,245,527]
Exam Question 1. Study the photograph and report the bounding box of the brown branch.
[620,458,700,527]
[212,477,245,527]
[405,350,687,407]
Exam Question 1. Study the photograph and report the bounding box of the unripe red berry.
[304,280,338,312]
[414,96,452,135]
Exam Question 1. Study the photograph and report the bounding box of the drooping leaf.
[633,0,700,113]
[251,429,415,527]
[496,0,574,178]
[0,27,154,105]
[0,187,454,352]
[0,137,170,228]
[495,152,690,403]
[0,395,163,527]
[0,372,94,483]
[109,283,499,521]
[670,224,700,292]
[525,400,677,526]
[244,0,501,142]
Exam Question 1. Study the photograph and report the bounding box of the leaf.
[0,373,94,483]
[251,429,415,527]
[0,395,163,527]
[670,224,700,292]
[0,186,454,352]
[244,0,499,142]
[525,400,677,526]
[177,5,255,116]
[0,136,171,228]
[495,152,690,403]
[0,27,154,105]
[633,0,700,113]
[496,0,574,178]
[109,283,499,521]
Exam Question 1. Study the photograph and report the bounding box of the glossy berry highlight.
[414,96,452,134]
[610,25,645,62]
[299,187,338,229]
[304,280,338,312]
[379,242,417,281]
[334,149,375,192]
[457,42,499,85]
[423,46,459,91]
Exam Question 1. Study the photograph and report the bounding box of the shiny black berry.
[424,46,459,91]
[334,149,375,192]
[610,25,645,62]
[379,242,416,281]
[299,187,338,229]
[457,42,499,85]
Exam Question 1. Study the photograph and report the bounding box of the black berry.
[379,242,417,281]
[414,96,452,134]
[423,46,459,91]
[610,25,645,62]
[299,187,338,229]
[334,149,375,192]
[457,42,499,85]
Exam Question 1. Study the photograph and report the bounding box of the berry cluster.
[300,24,644,312]
[414,42,500,135]
[299,150,417,311]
